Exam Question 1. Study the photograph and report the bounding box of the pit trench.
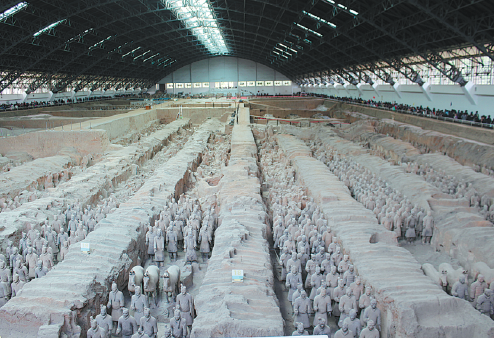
[0,120,226,337]
[253,127,341,336]
[0,123,193,280]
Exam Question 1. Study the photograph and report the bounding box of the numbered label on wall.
[81,242,90,253]
[232,269,244,282]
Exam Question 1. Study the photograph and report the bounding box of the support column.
[462,82,477,105]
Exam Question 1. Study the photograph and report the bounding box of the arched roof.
[0,0,493,91]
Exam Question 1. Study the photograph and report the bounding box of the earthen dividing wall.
[314,131,442,213]
[0,117,96,129]
[157,107,232,125]
[47,110,130,118]
[340,121,494,200]
[169,103,232,108]
[0,119,220,338]
[249,98,324,110]
[87,108,160,140]
[0,130,109,159]
[0,155,76,199]
[330,101,494,145]
[373,119,494,169]
[276,133,494,338]
[308,127,494,272]
[331,119,494,272]
[250,108,328,119]
[0,100,130,118]
[0,107,176,158]
[191,124,284,338]
[0,119,190,252]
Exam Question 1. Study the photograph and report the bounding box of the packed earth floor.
[1,99,494,338]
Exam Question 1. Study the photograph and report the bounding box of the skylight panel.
[163,0,228,55]
[322,0,358,16]
[143,53,160,62]
[157,58,171,65]
[0,1,28,22]
[134,50,151,60]
[157,58,176,67]
[295,23,322,37]
[274,47,292,57]
[33,19,66,37]
[67,28,93,44]
[302,11,337,29]
[278,43,297,53]
[89,35,112,49]
[122,46,141,58]
[164,60,176,67]
[271,42,296,61]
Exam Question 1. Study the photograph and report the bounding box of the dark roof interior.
[0,0,493,91]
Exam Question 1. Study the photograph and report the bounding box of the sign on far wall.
[165,80,291,90]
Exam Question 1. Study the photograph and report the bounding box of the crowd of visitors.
[0,94,135,112]
[307,93,493,127]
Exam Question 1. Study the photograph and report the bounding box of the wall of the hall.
[305,84,494,118]
[158,57,300,96]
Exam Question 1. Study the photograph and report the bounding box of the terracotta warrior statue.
[87,316,106,338]
[176,285,194,328]
[107,282,125,331]
[116,308,138,338]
